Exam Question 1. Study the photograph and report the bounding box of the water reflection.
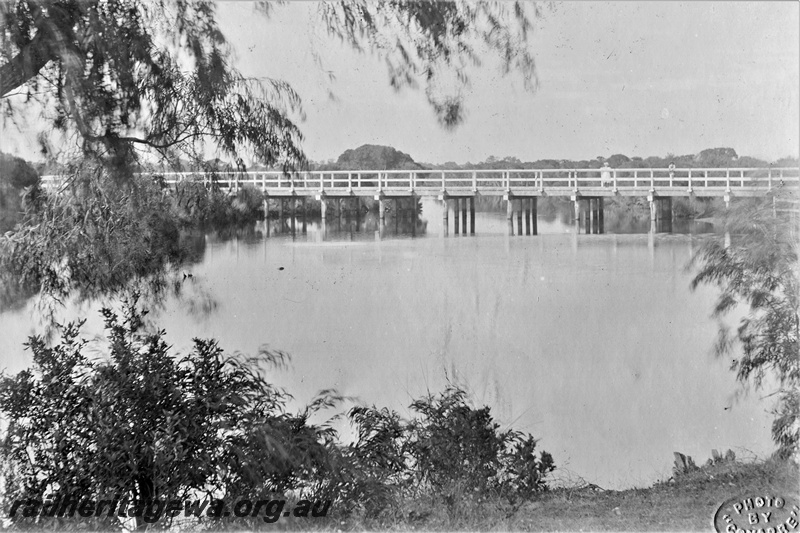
[265,197,428,241]
[0,200,765,491]
[262,197,715,243]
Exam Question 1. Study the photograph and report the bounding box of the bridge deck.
[41,167,799,198]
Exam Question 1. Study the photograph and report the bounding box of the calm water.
[0,199,775,489]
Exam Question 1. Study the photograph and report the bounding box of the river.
[0,198,774,490]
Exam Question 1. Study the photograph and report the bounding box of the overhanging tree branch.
[0,29,57,98]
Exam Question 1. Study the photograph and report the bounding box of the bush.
[0,298,332,530]
[0,301,555,529]
[322,387,555,521]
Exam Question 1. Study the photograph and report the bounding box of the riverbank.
[317,456,798,531]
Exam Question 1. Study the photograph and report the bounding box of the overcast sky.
[2,1,798,165]
[216,1,799,164]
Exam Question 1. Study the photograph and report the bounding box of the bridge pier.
[470,197,475,235]
[571,196,604,234]
[301,197,307,234]
[378,198,386,222]
[648,195,674,233]
[441,197,476,235]
[525,200,531,235]
[454,199,461,234]
[598,198,604,234]
[573,198,580,225]
[506,199,514,235]
[442,199,449,236]
[503,197,539,236]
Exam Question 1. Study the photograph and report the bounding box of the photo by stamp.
[714,495,800,533]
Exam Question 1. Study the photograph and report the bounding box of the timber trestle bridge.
[41,167,799,235]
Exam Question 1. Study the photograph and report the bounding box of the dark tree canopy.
[331,144,425,171]
[1,0,541,174]
[1,0,306,175]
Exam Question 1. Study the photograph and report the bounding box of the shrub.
[0,298,332,530]
[323,387,555,520]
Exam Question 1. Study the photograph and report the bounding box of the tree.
[332,144,424,171]
[2,1,540,172]
[0,299,334,529]
[690,189,799,458]
[694,147,738,167]
[0,152,40,232]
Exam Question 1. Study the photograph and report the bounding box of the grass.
[312,455,798,531]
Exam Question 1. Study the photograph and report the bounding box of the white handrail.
[38,167,800,194]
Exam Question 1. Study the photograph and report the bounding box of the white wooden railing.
[40,167,800,195]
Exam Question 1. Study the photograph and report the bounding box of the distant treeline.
[308,145,798,172]
[423,148,799,171]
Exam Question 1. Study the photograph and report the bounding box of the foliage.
[321,144,425,171]
[322,387,555,520]
[690,189,799,458]
[318,2,539,129]
[0,302,556,529]
[0,151,39,189]
[0,165,190,313]
[408,387,554,503]
[0,152,41,232]
[169,181,264,227]
[1,0,306,175]
[0,298,333,530]
[2,1,542,172]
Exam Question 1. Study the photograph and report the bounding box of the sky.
[1,1,798,165]
[213,1,800,164]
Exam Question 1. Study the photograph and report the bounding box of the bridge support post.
[355,197,361,229]
[532,197,538,235]
[469,197,475,235]
[279,199,284,221]
[589,198,596,234]
[442,199,449,236]
[571,196,580,227]
[525,199,531,235]
[506,198,514,235]
[379,198,386,222]
[263,199,269,220]
[516,201,523,236]
[598,197,604,234]
[454,199,461,234]
[320,198,328,220]
[290,198,296,234]
[301,197,307,234]
[461,198,468,233]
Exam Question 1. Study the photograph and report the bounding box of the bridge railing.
[39,167,800,193]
